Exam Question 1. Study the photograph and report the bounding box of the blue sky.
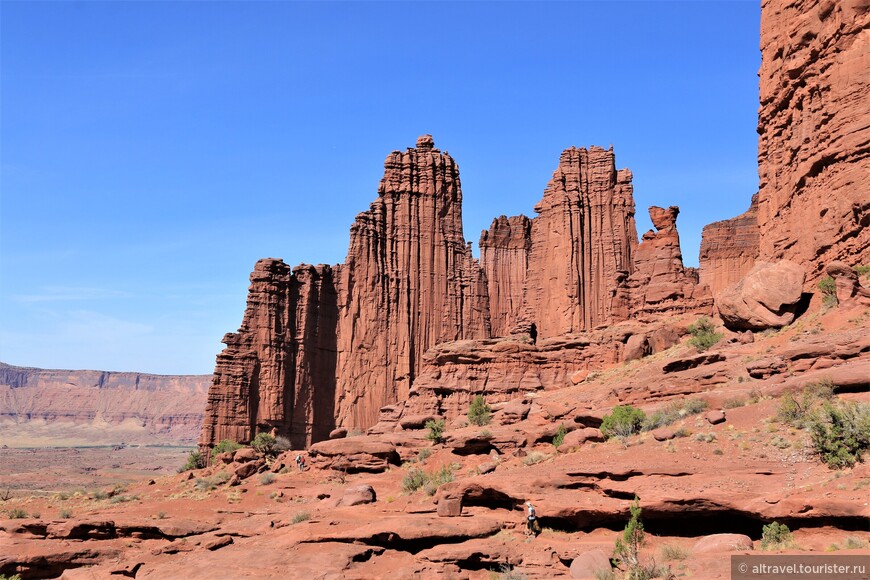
[1,1,760,375]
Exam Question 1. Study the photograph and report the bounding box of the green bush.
[687,317,723,352]
[818,276,838,308]
[761,521,794,550]
[292,511,310,524]
[777,381,834,428]
[855,265,870,278]
[601,406,647,439]
[402,468,427,493]
[468,395,492,426]
[809,401,870,469]
[613,497,644,576]
[8,508,27,519]
[552,423,568,447]
[179,449,206,472]
[251,432,277,455]
[425,419,445,443]
[211,439,243,459]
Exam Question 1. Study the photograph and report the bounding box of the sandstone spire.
[334,136,490,428]
[522,146,637,336]
[479,215,531,337]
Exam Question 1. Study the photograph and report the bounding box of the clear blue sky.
[1,1,760,375]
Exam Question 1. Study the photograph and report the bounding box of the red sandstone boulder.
[233,448,258,463]
[569,548,612,579]
[340,484,376,506]
[558,428,604,450]
[495,400,531,425]
[692,533,753,553]
[398,415,435,430]
[329,428,347,439]
[308,438,401,473]
[705,410,726,425]
[716,261,806,330]
[827,261,870,306]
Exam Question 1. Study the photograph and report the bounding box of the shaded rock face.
[479,215,531,338]
[699,194,760,297]
[199,260,338,449]
[756,0,870,274]
[625,206,712,319]
[335,136,490,428]
[523,147,637,336]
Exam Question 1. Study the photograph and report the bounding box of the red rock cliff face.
[699,195,760,297]
[479,215,531,337]
[334,135,490,429]
[199,259,338,449]
[756,0,870,275]
[523,146,637,336]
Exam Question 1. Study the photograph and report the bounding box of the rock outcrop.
[199,260,338,450]
[334,135,490,429]
[523,146,637,336]
[625,206,712,319]
[699,194,760,297]
[716,261,807,330]
[0,362,209,444]
[479,215,531,338]
[755,0,870,275]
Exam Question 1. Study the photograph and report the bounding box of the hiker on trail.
[526,501,539,536]
[295,454,305,471]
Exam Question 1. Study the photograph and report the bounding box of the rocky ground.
[2,302,868,579]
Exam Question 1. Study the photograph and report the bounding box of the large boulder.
[308,438,401,473]
[340,484,376,506]
[716,261,806,330]
[569,548,612,579]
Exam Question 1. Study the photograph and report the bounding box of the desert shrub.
[109,494,138,504]
[468,395,492,426]
[292,511,310,524]
[809,401,870,469]
[92,490,108,501]
[8,508,27,519]
[761,521,794,550]
[402,468,427,493]
[260,472,275,485]
[855,265,870,279]
[552,423,568,447]
[818,276,838,308]
[687,317,722,352]
[659,544,688,561]
[613,497,644,575]
[845,536,868,549]
[683,398,708,415]
[179,449,206,472]
[251,432,276,455]
[417,448,431,462]
[777,382,834,428]
[59,509,72,519]
[494,564,528,580]
[724,397,746,409]
[694,432,716,443]
[642,398,707,431]
[425,419,445,443]
[274,435,292,452]
[602,405,646,439]
[211,439,243,459]
[769,436,790,449]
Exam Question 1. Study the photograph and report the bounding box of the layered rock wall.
[699,195,760,297]
[0,362,209,444]
[756,0,870,275]
[199,259,339,449]
[523,147,637,336]
[479,215,531,337]
[334,135,490,428]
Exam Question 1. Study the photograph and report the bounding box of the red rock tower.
[334,135,490,428]
[522,146,637,336]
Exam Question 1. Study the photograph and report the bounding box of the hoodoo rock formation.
[200,259,338,450]
[625,205,712,319]
[200,138,708,449]
[755,0,869,274]
[523,146,637,336]
[334,135,491,428]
